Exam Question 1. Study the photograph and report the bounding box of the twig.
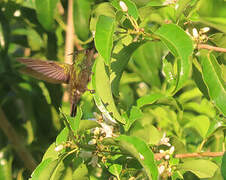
[0,108,37,171]
[197,44,226,53]
[64,0,74,65]
[154,151,224,160]
[63,0,75,102]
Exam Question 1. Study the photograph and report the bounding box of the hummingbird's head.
[71,49,94,69]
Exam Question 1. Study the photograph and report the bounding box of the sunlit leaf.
[116,135,158,179]
[95,15,115,65]
[180,159,218,178]
[155,24,194,93]
[92,56,124,124]
[35,0,59,31]
[198,50,226,116]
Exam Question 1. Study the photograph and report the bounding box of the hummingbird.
[17,49,94,117]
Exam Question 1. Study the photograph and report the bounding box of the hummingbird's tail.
[70,102,77,117]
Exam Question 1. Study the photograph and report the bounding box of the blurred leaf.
[108,164,122,178]
[199,17,226,33]
[130,42,162,87]
[111,0,139,20]
[68,106,82,132]
[178,88,203,104]
[137,92,164,108]
[129,122,161,145]
[0,151,12,180]
[180,159,218,178]
[56,128,69,146]
[206,119,225,138]
[72,163,88,180]
[31,151,74,180]
[95,15,115,65]
[221,152,226,180]
[192,61,210,99]
[111,41,144,96]
[116,135,158,179]
[124,106,143,131]
[73,0,91,41]
[155,24,194,93]
[187,115,210,139]
[78,120,101,134]
[90,2,115,32]
[92,56,124,124]
[162,57,176,90]
[35,0,59,31]
[198,50,226,116]
[42,143,59,161]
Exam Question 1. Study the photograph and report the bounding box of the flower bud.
[119,1,128,12]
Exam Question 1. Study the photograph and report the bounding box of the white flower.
[159,132,171,146]
[0,152,3,158]
[119,1,128,12]
[88,139,97,145]
[169,146,175,154]
[14,10,21,17]
[0,160,6,165]
[139,153,144,160]
[160,149,165,154]
[200,27,210,33]
[158,165,165,174]
[192,28,199,38]
[100,122,114,137]
[54,144,64,152]
[165,154,170,160]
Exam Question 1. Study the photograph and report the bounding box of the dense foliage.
[0,0,225,179]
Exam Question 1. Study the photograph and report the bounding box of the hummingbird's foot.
[86,88,95,94]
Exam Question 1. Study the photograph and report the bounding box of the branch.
[154,151,224,160]
[197,44,226,53]
[0,108,37,172]
[63,0,75,102]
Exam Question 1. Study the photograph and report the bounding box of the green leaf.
[68,106,83,132]
[56,128,69,146]
[187,115,210,139]
[111,41,144,96]
[0,152,12,180]
[137,92,164,108]
[155,24,194,92]
[73,0,91,41]
[108,164,122,178]
[31,151,75,180]
[89,2,115,32]
[72,163,88,180]
[180,159,218,178]
[92,56,124,124]
[111,0,139,20]
[116,135,158,180]
[162,58,176,89]
[124,106,143,131]
[128,122,161,145]
[78,120,101,134]
[95,15,115,65]
[198,50,226,116]
[42,143,59,161]
[12,28,44,51]
[35,0,59,31]
[130,42,162,87]
[221,152,226,179]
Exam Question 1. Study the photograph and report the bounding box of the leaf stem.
[155,151,224,160]
[197,44,226,53]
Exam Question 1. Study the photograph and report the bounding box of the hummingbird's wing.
[17,58,71,84]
